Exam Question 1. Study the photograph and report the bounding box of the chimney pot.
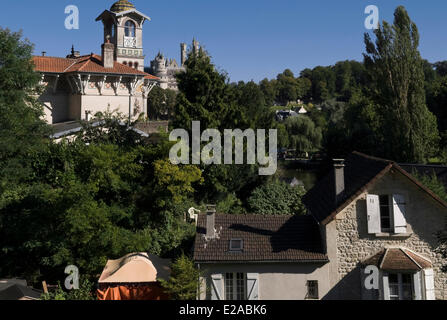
[206,204,216,239]
[333,159,345,206]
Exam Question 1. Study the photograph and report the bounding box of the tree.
[159,254,202,300]
[247,180,306,215]
[0,28,50,194]
[284,116,322,155]
[173,48,247,131]
[147,86,177,120]
[259,78,277,106]
[363,6,439,162]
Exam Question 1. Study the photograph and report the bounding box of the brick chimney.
[206,204,216,239]
[102,36,115,69]
[333,159,345,206]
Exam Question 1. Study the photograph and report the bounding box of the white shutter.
[382,272,390,300]
[211,274,223,300]
[246,273,259,300]
[413,271,422,300]
[423,268,435,300]
[392,194,407,234]
[366,195,381,234]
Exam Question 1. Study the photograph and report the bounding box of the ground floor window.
[306,280,319,299]
[225,273,246,300]
[387,273,413,300]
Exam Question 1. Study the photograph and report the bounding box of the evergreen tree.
[159,254,202,300]
[363,6,439,162]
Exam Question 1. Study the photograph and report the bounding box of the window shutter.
[392,194,407,233]
[246,273,259,300]
[413,271,422,300]
[423,268,435,300]
[366,195,381,234]
[382,272,390,300]
[211,274,223,300]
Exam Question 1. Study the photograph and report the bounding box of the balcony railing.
[124,36,136,48]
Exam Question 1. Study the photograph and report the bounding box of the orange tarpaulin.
[97,283,169,300]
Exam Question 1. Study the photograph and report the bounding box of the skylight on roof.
[229,239,243,252]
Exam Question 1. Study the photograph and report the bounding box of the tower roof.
[110,0,135,13]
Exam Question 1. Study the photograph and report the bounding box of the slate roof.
[32,54,158,79]
[193,214,328,263]
[303,152,447,225]
[361,248,432,271]
[0,284,42,300]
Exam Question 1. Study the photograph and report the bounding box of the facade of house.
[32,0,159,125]
[193,152,447,300]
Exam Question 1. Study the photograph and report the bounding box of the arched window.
[128,62,133,68]
[134,62,139,69]
[123,61,127,65]
[125,20,136,37]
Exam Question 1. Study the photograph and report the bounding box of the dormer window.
[125,20,136,37]
[229,239,243,252]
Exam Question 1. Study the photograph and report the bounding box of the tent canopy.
[98,252,171,284]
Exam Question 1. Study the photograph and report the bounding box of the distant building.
[32,0,159,125]
[148,39,201,91]
[275,110,298,121]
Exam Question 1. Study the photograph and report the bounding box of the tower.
[96,0,150,72]
[180,43,187,66]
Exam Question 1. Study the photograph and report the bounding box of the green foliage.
[41,278,96,300]
[284,116,322,155]
[412,171,447,202]
[247,180,306,215]
[147,86,177,120]
[362,6,440,162]
[174,49,247,131]
[159,254,202,300]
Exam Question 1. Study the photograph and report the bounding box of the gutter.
[195,259,329,264]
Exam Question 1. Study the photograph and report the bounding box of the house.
[194,209,329,300]
[0,279,42,300]
[193,152,447,300]
[32,1,159,125]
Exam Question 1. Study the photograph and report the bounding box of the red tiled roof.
[361,248,432,271]
[32,55,158,79]
[193,214,328,263]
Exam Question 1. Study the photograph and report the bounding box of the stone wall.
[332,170,447,299]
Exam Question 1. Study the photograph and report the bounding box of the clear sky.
[1,0,446,82]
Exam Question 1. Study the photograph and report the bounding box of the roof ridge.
[400,248,421,269]
[352,151,394,164]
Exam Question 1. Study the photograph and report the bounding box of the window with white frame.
[386,273,414,300]
[367,194,407,234]
[379,195,393,232]
[225,272,246,300]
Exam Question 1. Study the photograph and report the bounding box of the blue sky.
[1,0,447,82]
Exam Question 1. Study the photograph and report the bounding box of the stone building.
[194,152,447,300]
[32,0,159,125]
[148,39,200,90]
